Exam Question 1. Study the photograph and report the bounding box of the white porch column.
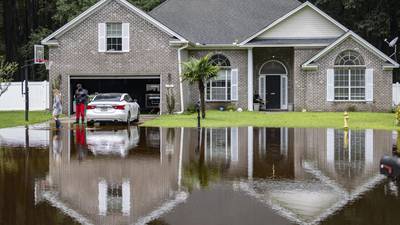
[247,48,254,111]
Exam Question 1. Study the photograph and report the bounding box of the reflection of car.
[86,93,140,124]
[86,126,140,157]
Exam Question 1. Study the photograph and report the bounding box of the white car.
[86,126,140,157]
[86,93,140,124]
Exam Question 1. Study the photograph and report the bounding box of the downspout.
[177,43,189,114]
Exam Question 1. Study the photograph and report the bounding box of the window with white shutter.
[332,50,368,101]
[206,54,237,102]
[98,23,106,52]
[231,69,238,101]
[122,23,130,52]
[104,23,124,52]
[326,69,335,101]
[365,69,374,102]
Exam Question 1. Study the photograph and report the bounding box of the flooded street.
[0,125,399,225]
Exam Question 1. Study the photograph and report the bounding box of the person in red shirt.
[74,84,88,124]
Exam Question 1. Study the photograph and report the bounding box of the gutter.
[176,43,189,114]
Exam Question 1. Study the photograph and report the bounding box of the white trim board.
[239,2,349,45]
[302,31,400,69]
[42,0,186,45]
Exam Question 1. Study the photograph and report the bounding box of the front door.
[265,76,281,109]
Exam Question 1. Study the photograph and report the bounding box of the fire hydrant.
[344,111,349,130]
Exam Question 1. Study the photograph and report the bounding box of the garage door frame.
[68,74,161,116]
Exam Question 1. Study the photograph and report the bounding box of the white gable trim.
[302,31,400,69]
[239,2,348,46]
[41,0,186,45]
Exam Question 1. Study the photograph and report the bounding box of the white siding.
[258,6,345,39]
[0,81,49,111]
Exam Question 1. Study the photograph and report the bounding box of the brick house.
[42,0,399,114]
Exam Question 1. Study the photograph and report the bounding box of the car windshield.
[92,94,122,102]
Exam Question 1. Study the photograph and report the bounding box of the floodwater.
[0,124,399,225]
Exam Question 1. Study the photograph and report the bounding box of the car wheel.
[87,120,95,127]
[133,111,140,123]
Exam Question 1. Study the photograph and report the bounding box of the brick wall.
[294,38,393,112]
[187,50,248,110]
[48,0,181,114]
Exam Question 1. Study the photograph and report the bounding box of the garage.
[69,75,160,115]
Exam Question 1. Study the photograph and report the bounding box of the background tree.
[0,57,18,97]
[0,0,398,82]
[182,55,220,119]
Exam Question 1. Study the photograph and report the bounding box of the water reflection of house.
[241,128,392,225]
[177,127,392,225]
[36,126,187,225]
[36,126,393,225]
[181,127,294,180]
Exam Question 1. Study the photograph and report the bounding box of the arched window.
[209,54,231,67]
[335,50,365,66]
[206,54,237,102]
[333,50,366,101]
[260,61,287,75]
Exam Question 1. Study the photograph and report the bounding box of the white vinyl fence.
[394,82,400,106]
[0,81,49,111]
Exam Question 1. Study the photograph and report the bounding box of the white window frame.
[206,68,234,102]
[333,67,366,101]
[333,50,367,102]
[205,128,239,163]
[106,23,123,52]
[326,129,374,166]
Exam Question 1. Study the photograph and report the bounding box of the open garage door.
[69,75,160,114]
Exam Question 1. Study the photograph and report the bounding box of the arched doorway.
[259,60,288,110]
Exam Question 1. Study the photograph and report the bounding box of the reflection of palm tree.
[0,149,19,174]
[183,129,220,192]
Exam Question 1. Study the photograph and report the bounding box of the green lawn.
[0,111,52,129]
[142,111,399,130]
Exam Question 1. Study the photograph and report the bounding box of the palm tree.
[182,55,219,119]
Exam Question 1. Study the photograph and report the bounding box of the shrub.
[396,106,400,126]
[347,105,357,112]
[186,103,197,114]
[226,104,236,112]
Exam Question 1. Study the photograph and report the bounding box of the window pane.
[260,61,286,74]
[107,38,122,51]
[209,54,231,67]
[107,23,122,37]
[335,88,349,100]
[207,70,232,101]
[350,68,365,86]
[334,69,349,87]
[350,130,365,160]
[212,88,226,100]
[350,88,365,100]
[335,50,365,66]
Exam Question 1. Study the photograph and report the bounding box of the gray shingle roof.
[150,0,302,44]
